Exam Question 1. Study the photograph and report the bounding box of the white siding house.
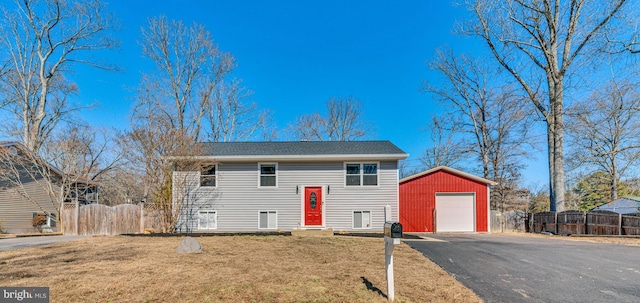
[172,141,408,232]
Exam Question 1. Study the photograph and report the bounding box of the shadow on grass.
[361,276,388,299]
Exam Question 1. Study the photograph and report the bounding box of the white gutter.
[166,153,410,162]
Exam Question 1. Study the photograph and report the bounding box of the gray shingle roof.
[594,197,640,214]
[196,141,407,158]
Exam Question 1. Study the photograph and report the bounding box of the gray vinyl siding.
[174,160,399,232]
[0,179,62,233]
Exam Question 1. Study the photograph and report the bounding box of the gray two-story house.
[172,141,408,232]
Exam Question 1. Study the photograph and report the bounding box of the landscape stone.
[177,236,203,254]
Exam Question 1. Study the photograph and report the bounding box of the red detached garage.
[399,166,496,233]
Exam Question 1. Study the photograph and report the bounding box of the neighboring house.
[399,166,497,233]
[0,142,97,233]
[171,141,408,233]
[593,197,640,214]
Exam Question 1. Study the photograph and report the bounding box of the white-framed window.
[259,163,277,187]
[200,164,217,187]
[198,210,217,230]
[259,211,277,229]
[353,211,371,229]
[345,163,378,186]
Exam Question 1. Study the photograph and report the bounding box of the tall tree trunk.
[552,109,565,212]
[546,118,556,212]
[611,159,618,201]
[548,80,565,212]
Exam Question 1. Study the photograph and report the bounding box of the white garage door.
[436,193,475,232]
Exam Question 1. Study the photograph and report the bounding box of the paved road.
[405,234,640,303]
[0,235,86,251]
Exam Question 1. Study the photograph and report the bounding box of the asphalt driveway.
[405,234,640,303]
[0,235,86,251]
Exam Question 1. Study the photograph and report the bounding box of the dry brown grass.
[0,235,481,303]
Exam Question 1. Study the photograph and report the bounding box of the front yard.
[0,235,480,303]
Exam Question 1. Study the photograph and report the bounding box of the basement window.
[259,211,277,229]
[353,211,371,229]
[198,210,217,230]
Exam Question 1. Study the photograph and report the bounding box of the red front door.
[304,187,323,226]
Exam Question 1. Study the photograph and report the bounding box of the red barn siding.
[399,170,489,232]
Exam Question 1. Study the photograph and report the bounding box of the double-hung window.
[345,163,378,186]
[259,163,277,187]
[200,164,217,187]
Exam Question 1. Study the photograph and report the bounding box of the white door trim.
[299,185,326,228]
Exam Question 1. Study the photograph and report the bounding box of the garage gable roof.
[400,166,497,186]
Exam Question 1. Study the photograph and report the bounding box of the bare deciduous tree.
[325,97,368,141]
[138,15,235,140]
[566,80,640,201]
[92,168,143,206]
[291,96,370,141]
[0,0,118,153]
[0,142,95,232]
[124,97,176,205]
[0,124,124,231]
[131,18,272,227]
[398,160,423,179]
[43,126,122,185]
[419,116,468,170]
[205,79,271,142]
[123,95,210,232]
[465,0,633,211]
[424,50,531,211]
[120,126,202,232]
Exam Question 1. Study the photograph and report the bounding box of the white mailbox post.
[384,205,402,301]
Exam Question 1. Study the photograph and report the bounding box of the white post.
[384,204,398,301]
[385,204,392,222]
[385,237,398,301]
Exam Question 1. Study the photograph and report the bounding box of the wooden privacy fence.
[62,202,163,236]
[491,210,526,232]
[526,210,640,236]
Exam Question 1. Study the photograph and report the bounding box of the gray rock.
[177,236,203,254]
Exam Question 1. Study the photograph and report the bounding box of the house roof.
[593,197,640,214]
[400,166,498,186]
[182,141,408,161]
[0,141,96,185]
[0,141,65,177]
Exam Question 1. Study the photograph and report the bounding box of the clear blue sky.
[71,0,547,186]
